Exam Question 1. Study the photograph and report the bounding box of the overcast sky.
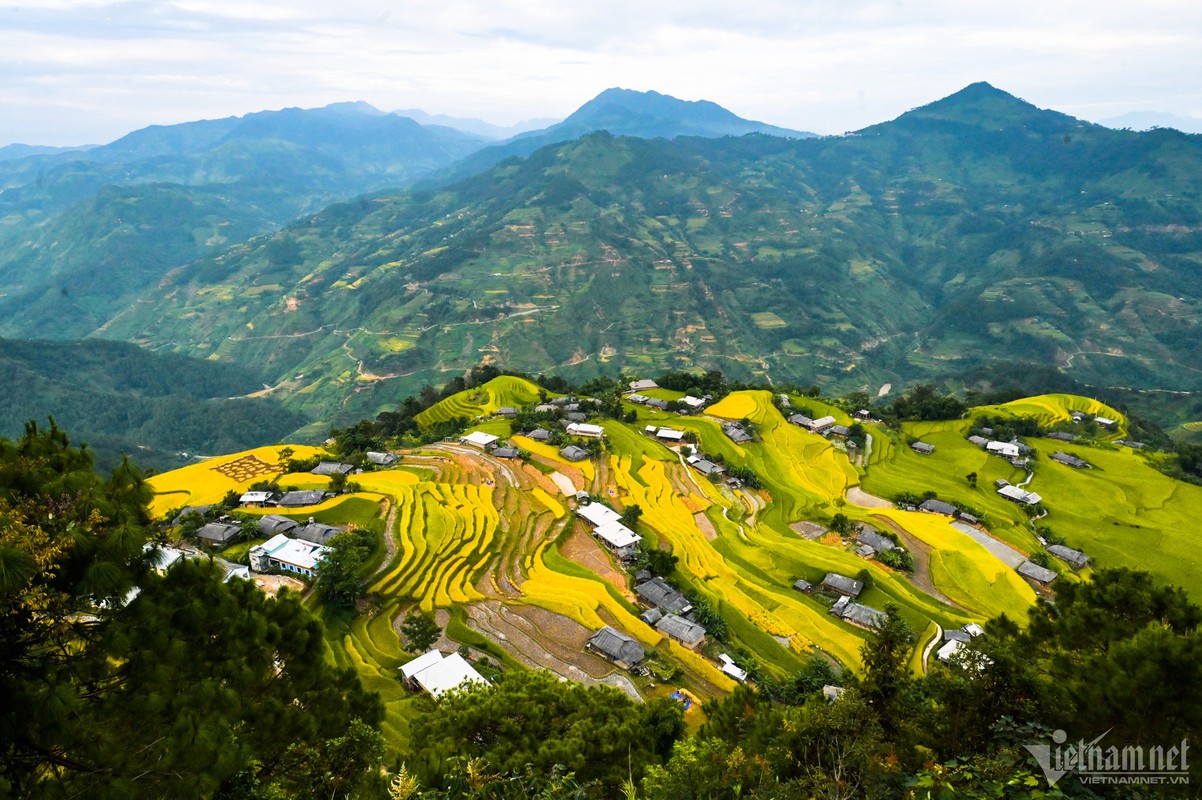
[3,0,1202,146]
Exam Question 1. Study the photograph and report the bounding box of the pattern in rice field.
[210,454,280,482]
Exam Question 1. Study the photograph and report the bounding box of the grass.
[147,444,324,517]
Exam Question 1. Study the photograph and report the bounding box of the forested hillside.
[94,83,1202,424]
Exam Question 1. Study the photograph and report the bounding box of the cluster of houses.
[794,572,887,630]
[993,479,1042,507]
[624,379,709,413]
[246,515,344,578]
[635,576,707,649]
[645,426,686,443]
[722,422,753,444]
[967,434,1033,469]
[685,453,726,480]
[936,622,985,663]
[787,414,851,439]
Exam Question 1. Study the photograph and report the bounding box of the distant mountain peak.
[884,81,1084,132]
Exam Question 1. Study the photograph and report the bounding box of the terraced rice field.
[148,444,324,517]
[973,393,1126,437]
[415,375,544,428]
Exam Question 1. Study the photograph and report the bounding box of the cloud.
[1,0,1201,144]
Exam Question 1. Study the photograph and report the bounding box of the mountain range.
[2,82,1202,447]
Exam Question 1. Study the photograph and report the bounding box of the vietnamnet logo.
[1024,729,1191,787]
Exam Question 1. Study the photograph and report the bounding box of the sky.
[3,0,1202,146]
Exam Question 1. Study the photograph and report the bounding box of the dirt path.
[872,515,960,608]
[846,485,893,509]
[367,497,398,583]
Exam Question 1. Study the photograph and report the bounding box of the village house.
[277,490,331,508]
[1046,431,1076,443]
[1048,544,1090,570]
[918,498,957,517]
[293,520,342,546]
[496,406,518,417]
[967,435,989,448]
[249,534,329,578]
[1050,451,1090,469]
[857,530,897,553]
[830,596,887,629]
[635,576,693,615]
[827,424,851,438]
[788,414,814,428]
[239,490,274,507]
[807,416,837,434]
[655,427,685,442]
[565,422,605,438]
[910,441,936,455]
[492,445,520,459]
[718,654,748,682]
[628,379,658,392]
[527,428,552,442]
[559,444,590,462]
[655,614,706,649]
[645,399,670,410]
[998,485,1042,505]
[986,441,1021,459]
[722,423,753,443]
[400,650,488,698]
[686,455,726,479]
[591,520,641,559]
[681,395,707,410]
[196,521,242,546]
[144,543,185,574]
[819,572,864,598]
[257,514,300,537]
[586,627,645,667]
[366,451,399,466]
[311,461,355,476]
[1017,560,1058,586]
[460,431,500,449]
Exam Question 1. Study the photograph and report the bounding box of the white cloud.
[1,0,1201,144]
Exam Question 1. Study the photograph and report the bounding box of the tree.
[317,528,375,607]
[641,548,679,577]
[620,504,643,528]
[0,422,384,798]
[401,609,442,652]
[965,471,978,487]
[830,513,854,535]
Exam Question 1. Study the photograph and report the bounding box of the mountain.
[0,338,308,471]
[425,87,815,185]
[0,102,491,339]
[0,143,93,161]
[90,83,1202,425]
[1099,111,1202,134]
[393,108,559,139]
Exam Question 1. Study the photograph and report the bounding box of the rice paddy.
[148,387,1202,760]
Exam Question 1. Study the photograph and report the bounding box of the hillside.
[143,383,1202,764]
[0,103,488,339]
[92,83,1202,424]
[0,338,308,471]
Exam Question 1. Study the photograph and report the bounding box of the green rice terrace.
[150,377,1202,757]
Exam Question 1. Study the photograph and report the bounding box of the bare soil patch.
[693,511,718,541]
[872,516,959,608]
[790,521,828,539]
[562,527,632,596]
[847,485,893,509]
[253,574,305,597]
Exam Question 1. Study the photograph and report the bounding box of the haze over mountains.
[3,82,1202,460]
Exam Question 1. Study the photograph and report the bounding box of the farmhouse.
[277,490,331,508]
[655,614,706,649]
[722,423,753,443]
[1117,439,1145,449]
[686,455,725,478]
[830,596,887,629]
[312,461,355,476]
[527,428,551,442]
[681,395,707,410]
[460,431,500,449]
[628,379,658,392]
[492,446,520,459]
[257,514,300,537]
[587,627,644,667]
[918,498,957,517]
[400,650,488,698]
[626,394,649,405]
[239,491,274,507]
[565,422,605,438]
[655,427,685,442]
[1048,544,1090,569]
[857,530,897,553]
[1050,452,1090,469]
[366,451,399,466]
[827,425,851,438]
[936,639,967,663]
[986,441,1021,459]
[910,441,936,455]
[997,485,1042,505]
[559,445,590,462]
[1047,432,1076,443]
[718,654,748,682]
[635,576,693,615]
[808,416,837,434]
[819,572,864,598]
[793,579,813,593]
[172,505,213,526]
[496,406,518,417]
[577,502,622,527]
[565,412,587,423]
[196,521,242,546]
[646,399,670,410]
[1094,416,1116,427]
[1017,560,1058,586]
[249,534,329,578]
[967,435,989,448]
[293,521,341,546]
[788,414,814,428]
[592,521,641,558]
